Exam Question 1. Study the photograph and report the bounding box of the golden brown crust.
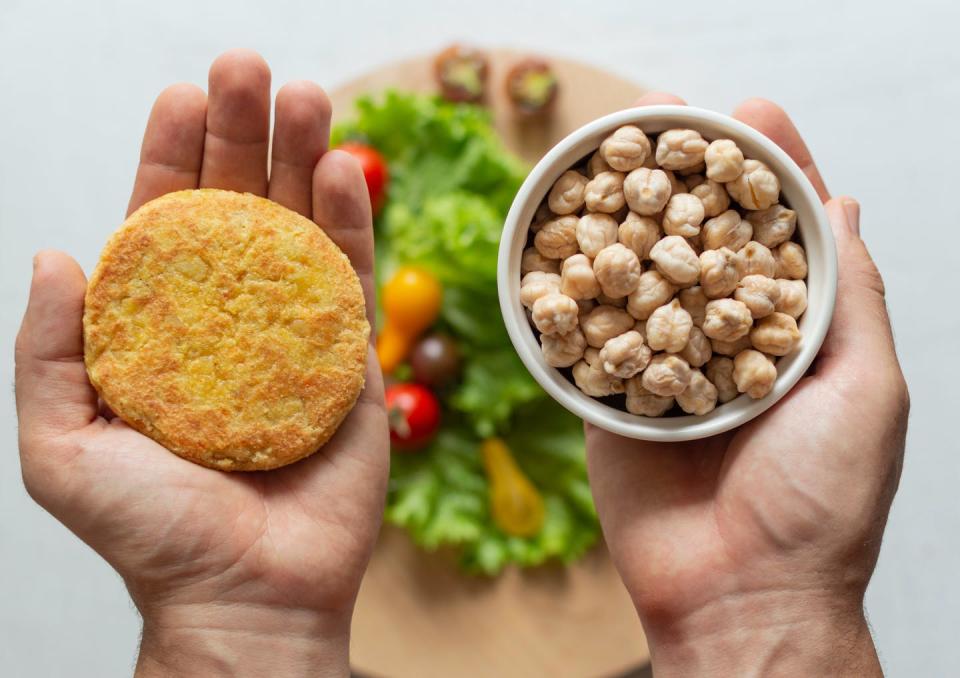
[83,189,369,471]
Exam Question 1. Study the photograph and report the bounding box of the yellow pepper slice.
[481,437,545,537]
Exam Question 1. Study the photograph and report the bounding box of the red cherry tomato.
[385,383,441,450]
[336,142,389,214]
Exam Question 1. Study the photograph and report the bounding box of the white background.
[1,0,958,675]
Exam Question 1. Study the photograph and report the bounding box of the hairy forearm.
[134,602,350,678]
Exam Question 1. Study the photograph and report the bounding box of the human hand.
[587,93,908,677]
[15,50,388,678]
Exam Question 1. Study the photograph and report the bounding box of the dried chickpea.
[584,171,627,213]
[573,359,625,397]
[774,279,807,318]
[520,271,561,308]
[734,274,781,319]
[656,129,709,170]
[547,170,588,215]
[735,241,776,279]
[733,349,777,399]
[531,293,579,336]
[774,241,808,280]
[625,378,674,417]
[710,334,753,357]
[541,328,586,368]
[662,193,705,238]
[705,356,738,403]
[677,161,706,177]
[596,292,627,308]
[623,168,671,216]
[593,243,642,298]
[534,215,579,259]
[560,254,601,300]
[699,247,740,299]
[750,312,801,356]
[576,213,619,258]
[684,173,707,191]
[650,235,700,287]
[680,325,713,368]
[521,247,560,275]
[704,139,744,183]
[686,232,703,255]
[600,125,652,172]
[531,201,553,232]
[690,179,731,218]
[664,170,687,197]
[745,205,796,249]
[676,369,718,415]
[581,305,635,348]
[641,353,693,397]
[599,330,652,378]
[587,150,612,178]
[646,299,693,353]
[725,159,780,210]
[702,298,753,342]
[583,347,601,365]
[678,286,708,327]
[618,213,661,260]
[702,210,752,252]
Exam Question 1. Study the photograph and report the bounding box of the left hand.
[15,49,388,678]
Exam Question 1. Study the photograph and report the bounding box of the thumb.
[15,251,98,446]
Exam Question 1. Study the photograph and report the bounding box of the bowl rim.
[497,105,837,442]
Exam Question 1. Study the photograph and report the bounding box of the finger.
[268,81,332,217]
[312,150,375,327]
[731,98,830,202]
[15,251,98,442]
[127,83,207,215]
[199,49,271,195]
[634,91,687,107]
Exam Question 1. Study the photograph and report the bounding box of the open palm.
[15,49,388,639]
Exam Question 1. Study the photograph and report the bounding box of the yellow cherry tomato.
[481,437,545,537]
[377,266,442,373]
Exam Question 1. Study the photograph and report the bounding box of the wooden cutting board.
[330,49,650,678]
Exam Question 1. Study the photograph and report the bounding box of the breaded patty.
[83,189,369,471]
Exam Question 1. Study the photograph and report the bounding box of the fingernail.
[841,198,860,236]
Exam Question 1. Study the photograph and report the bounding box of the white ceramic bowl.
[497,105,837,441]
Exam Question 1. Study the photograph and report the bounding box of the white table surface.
[1,1,958,676]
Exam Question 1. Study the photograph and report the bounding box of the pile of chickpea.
[519,126,808,417]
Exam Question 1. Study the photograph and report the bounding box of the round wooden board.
[330,49,650,678]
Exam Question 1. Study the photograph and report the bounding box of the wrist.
[642,589,881,678]
[135,601,350,678]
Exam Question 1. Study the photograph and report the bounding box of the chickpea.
[633,319,647,340]
[690,179,731,218]
[774,241,808,280]
[596,292,627,308]
[705,356,738,403]
[593,243,642,298]
[531,293,579,336]
[734,274,781,319]
[676,369,718,415]
[710,334,753,357]
[656,128,709,170]
[584,171,627,213]
[726,159,780,210]
[702,210,752,252]
[774,279,808,318]
[547,170,588,215]
[646,299,693,353]
[678,286,708,327]
[587,150,612,178]
[625,378,675,417]
[684,173,707,191]
[704,139,744,183]
[677,161,706,177]
[650,235,700,287]
[576,213,619,258]
[662,193,705,238]
[573,359,625,397]
[600,125,652,172]
[686,232,703,255]
[583,347,601,366]
[561,253,601,300]
[619,213,661,260]
[641,353,693,397]
[733,349,777,399]
[680,325,713,367]
[664,169,687,197]
[541,328,586,368]
[521,247,560,275]
[735,241,777,279]
[702,298,753,342]
[599,330,652,378]
[750,312,801,356]
[534,215,579,259]
[699,247,740,299]
[581,304,635,348]
[531,200,554,232]
[520,271,561,308]
[745,205,796,249]
[623,168,671,216]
